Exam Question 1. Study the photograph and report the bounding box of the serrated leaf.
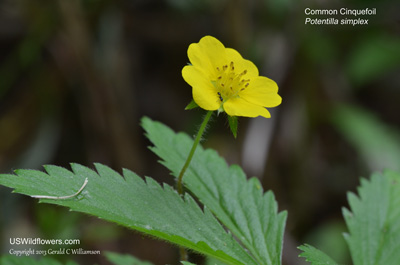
[0,255,78,265]
[142,117,287,265]
[105,251,154,265]
[298,244,339,265]
[0,164,256,265]
[205,257,229,265]
[343,170,400,265]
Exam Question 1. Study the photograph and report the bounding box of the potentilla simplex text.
[304,8,376,26]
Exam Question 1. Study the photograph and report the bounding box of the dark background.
[0,0,399,264]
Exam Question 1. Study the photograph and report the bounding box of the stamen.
[215,62,251,101]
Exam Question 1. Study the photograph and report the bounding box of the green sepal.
[185,100,199,110]
[227,115,238,138]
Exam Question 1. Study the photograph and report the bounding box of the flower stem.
[176,110,212,262]
[176,110,213,195]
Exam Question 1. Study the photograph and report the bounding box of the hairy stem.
[176,111,213,195]
[176,110,213,262]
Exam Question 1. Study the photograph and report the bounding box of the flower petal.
[187,36,227,79]
[240,76,282,107]
[183,36,282,118]
[225,48,259,77]
[182,65,220,110]
[223,98,271,118]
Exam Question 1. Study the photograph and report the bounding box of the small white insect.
[31,178,88,200]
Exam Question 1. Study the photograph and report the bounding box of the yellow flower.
[182,36,282,118]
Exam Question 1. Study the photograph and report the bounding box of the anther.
[230,61,234,70]
[245,83,249,88]
[223,65,228,70]
[241,70,247,75]
[217,76,222,79]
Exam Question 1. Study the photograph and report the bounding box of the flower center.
[214,61,250,103]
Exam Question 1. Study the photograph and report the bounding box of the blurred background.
[0,0,399,264]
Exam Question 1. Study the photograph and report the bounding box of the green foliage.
[0,163,254,265]
[0,117,287,264]
[1,252,155,265]
[205,257,229,265]
[105,252,154,265]
[3,117,399,265]
[303,221,349,263]
[332,104,400,171]
[0,255,78,265]
[298,244,339,265]
[142,117,287,265]
[300,170,400,265]
[343,170,400,265]
[346,34,400,86]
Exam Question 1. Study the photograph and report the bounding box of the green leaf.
[181,262,196,265]
[205,257,229,265]
[303,220,349,263]
[343,170,400,265]
[227,115,238,138]
[332,104,400,171]
[0,164,256,265]
[142,117,287,265]
[105,252,154,265]
[185,100,199,110]
[345,34,400,86]
[298,244,339,265]
[0,255,78,265]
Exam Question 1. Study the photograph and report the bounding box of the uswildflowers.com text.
[9,238,80,245]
